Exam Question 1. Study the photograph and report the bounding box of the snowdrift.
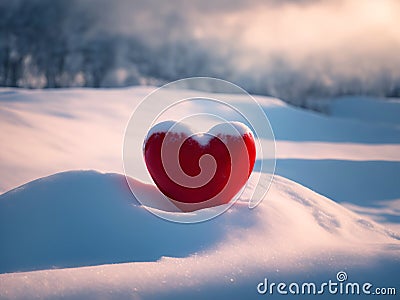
[0,170,399,299]
[1,87,399,299]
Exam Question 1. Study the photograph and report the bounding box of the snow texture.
[0,87,399,299]
[145,120,253,147]
[0,171,399,299]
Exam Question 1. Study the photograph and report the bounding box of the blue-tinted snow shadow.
[254,159,400,205]
[266,106,400,144]
[184,101,400,144]
[0,170,257,274]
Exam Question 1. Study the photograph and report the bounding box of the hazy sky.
[2,0,399,97]
[96,0,400,93]
[102,0,400,59]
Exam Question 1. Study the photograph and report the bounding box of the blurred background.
[1,0,400,107]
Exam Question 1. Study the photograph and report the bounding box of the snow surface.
[208,121,253,137]
[144,120,253,147]
[328,96,400,129]
[0,87,399,299]
[0,171,399,299]
[145,121,192,141]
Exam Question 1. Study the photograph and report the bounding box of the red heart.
[143,121,256,212]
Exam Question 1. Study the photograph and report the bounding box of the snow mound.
[0,87,399,298]
[0,170,398,276]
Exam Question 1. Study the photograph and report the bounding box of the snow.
[192,122,254,146]
[145,121,192,141]
[208,121,253,137]
[328,96,400,129]
[145,120,254,147]
[0,171,399,299]
[0,87,399,299]
[275,141,400,161]
[189,133,214,147]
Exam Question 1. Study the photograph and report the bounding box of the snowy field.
[0,87,399,299]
